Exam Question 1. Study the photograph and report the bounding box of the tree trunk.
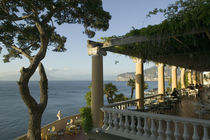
[27,111,42,140]
[18,63,48,140]
[130,88,134,98]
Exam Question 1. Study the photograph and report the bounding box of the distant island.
[116,65,181,81]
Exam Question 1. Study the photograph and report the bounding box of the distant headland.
[116,65,181,81]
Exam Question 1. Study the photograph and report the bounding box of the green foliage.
[85,91,91,106]
[79,107,93,133]
[144,82,149,90]
[129,0,210,37]
[166,87,172,93]
[114,93,128,102]
[185,72,189,87]
[166,77,172,92]
[84,84,92,106]
[177,79,181,89]
[0,0,111,62]
[104,83,118,104]
[168,77,172,86]
[127,78,148,98]
[104,83,128,103]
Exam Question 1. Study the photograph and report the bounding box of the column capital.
[186,69,191,72]
[87,40,107,56]
[133,58,144,64]
[157,63,165,68]
[171,65,177,69]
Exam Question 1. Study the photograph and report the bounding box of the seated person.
[171,88,179,98]
[195,84,199,89]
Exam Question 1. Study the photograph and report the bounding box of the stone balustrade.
[101,107,210,140]
[104,94,163,110]
[101,104,210,140]
[15,114,80,140]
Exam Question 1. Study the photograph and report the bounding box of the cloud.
[46,67,70,72]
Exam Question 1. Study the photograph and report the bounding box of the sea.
[0,81,167,140]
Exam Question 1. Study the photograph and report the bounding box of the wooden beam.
[102,28,209,48]
[206,32,210,40]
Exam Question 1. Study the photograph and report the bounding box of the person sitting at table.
[171,88,179,98]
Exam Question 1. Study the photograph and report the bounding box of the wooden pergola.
[88,28,210,71]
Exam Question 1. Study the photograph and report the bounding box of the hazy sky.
[0,0,176,81]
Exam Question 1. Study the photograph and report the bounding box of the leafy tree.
[114,93,128,102]
[127,78,149,98]
[0,1,111,139]
[104,83,128,103]
[127,78,135,98]
[104,83,118,104]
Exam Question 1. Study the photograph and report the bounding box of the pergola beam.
[102,28,209,48]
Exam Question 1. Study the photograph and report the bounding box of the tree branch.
[11,45,32,61]
[172,36,184,45]
[22,42,38,51]
[42,3,74,24]
[38,63,48,111]
[11,14,33,21]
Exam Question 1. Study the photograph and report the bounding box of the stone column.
[88,41,106,128]
[200,72,203,85]
[181,68,186,89]
[188,70,192,85]
[171,66,177,91]
[134,58,144,109]
[192,71,197,86]
[91,55,104,128]
[158,63,165,95]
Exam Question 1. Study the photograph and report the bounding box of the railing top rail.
[101,107,210,126]
[104,94,162,108]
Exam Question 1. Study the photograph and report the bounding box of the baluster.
[136,117,142,135]
[119,113,124,132]
[192,124,199,140]
[150,118,156,139]
[102,111,108,130]
[108,111,112,129]
[122,105,125,110]
[157,119,164,140]
[130,115,136,134]
[183,123,189,140]
[124,114,130,133]
[174,121,180,140]
[143,117,149,137]
[202,125,209,140]
[166,120,172,140]
[113,112,118,130]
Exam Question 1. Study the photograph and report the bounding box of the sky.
[0,0,177,81]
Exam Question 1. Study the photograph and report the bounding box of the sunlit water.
[0,81,167,139]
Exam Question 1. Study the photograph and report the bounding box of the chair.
[45,126,57,140]
[65,125,78,136]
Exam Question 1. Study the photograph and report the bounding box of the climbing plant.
[101,0,210,62]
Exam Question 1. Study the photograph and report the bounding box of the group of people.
[187,84,203,91]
